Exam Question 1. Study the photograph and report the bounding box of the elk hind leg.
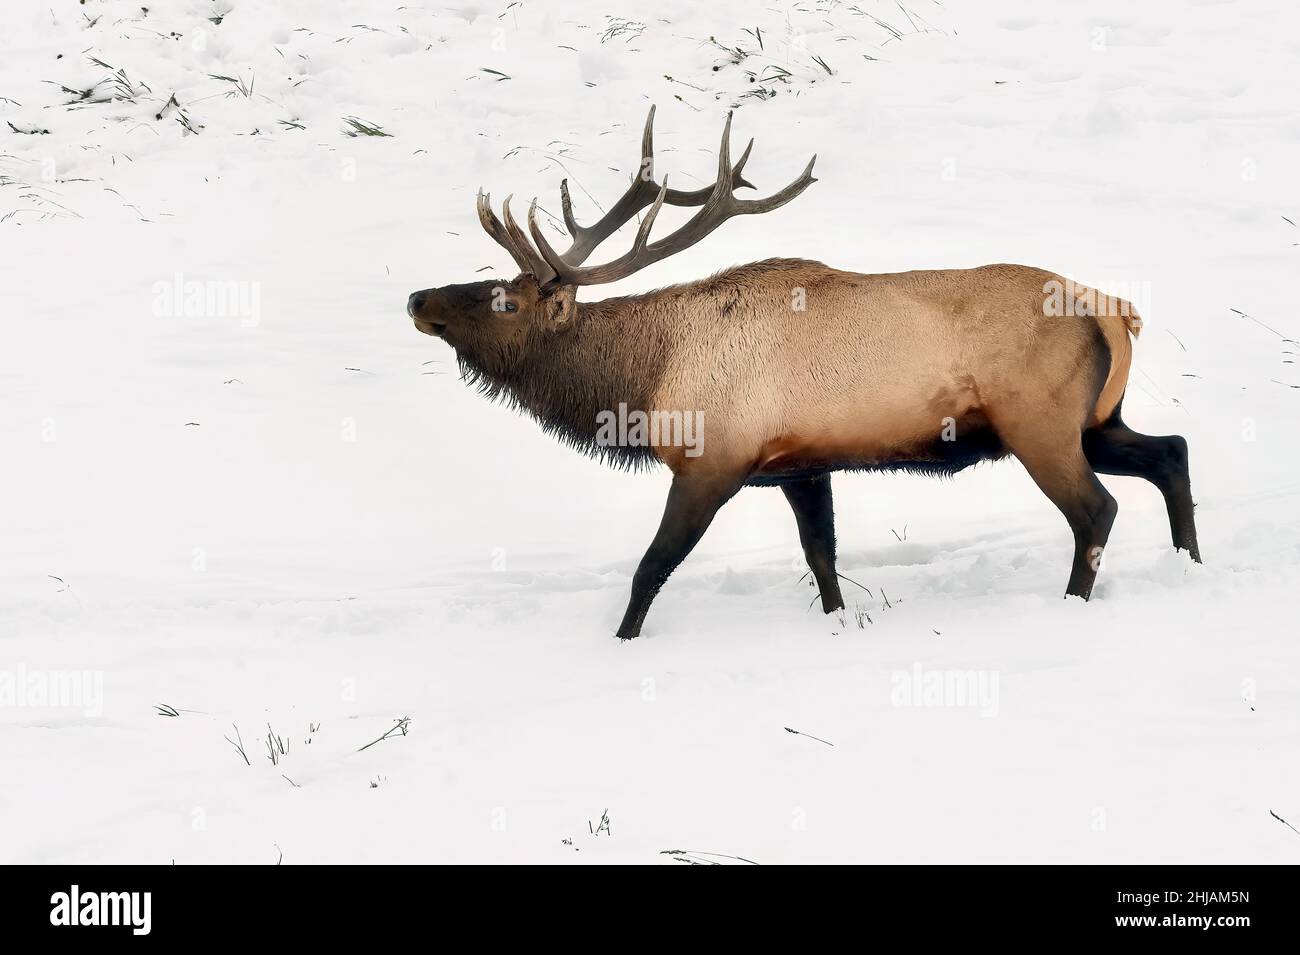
[1083,416,1200,562]
[781,475,845,613]
[1006,433,1118,600]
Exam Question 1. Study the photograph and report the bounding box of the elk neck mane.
[454,257,824,470]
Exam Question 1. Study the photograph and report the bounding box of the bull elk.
[408,106,1201,640]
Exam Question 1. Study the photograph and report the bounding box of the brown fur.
[633,260,1134,477]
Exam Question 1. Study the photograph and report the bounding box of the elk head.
[406,105,818,370]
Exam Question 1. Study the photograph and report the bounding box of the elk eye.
[501,301,518,313]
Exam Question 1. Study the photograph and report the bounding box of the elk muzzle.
[408,289,446,336]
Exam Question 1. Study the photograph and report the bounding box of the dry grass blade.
[661,848,759,865]
[357,716,411,752]
[342,116,392,137]
[225,724,251,766]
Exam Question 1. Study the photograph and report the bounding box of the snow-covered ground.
[2,0,1298,863]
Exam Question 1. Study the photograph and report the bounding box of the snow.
[2,0,1298,863]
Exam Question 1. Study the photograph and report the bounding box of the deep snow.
[1,0,1298,863]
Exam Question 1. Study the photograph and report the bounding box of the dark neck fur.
[455,299,675,470]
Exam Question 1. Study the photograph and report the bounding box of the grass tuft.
[342,115,392,137]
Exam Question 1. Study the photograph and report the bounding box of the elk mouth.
[415,319,447,337]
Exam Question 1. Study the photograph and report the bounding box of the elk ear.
[541,283,577,328]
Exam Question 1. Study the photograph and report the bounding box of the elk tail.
[1079,287,1140,427]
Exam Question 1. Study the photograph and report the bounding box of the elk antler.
[475,106,816,287]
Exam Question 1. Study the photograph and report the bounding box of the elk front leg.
[615,472,742,640]
[781,475,845,613]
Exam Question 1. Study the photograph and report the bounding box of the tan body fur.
[637,260,1136,477]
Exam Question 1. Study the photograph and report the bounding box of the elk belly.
[752,405,1005,479]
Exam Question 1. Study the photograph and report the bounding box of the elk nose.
[407,290,427,317]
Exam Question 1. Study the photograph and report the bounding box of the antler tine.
[632,176,669,252]
[477,189,537,276]
[715,112,733,188]
[500,194,557,283]
[476,189,505,245]
[500,194,528,252]
[733,153,817,214]
[733,138,755,190]
[559,179,580,237]
[640,103,656,184]
[704,113,758,195]
[527,197,567,278]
